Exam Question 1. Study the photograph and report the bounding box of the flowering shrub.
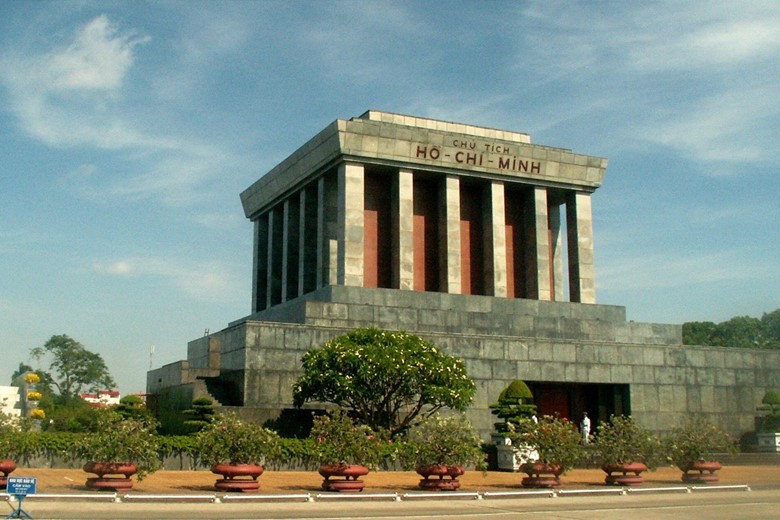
[400,412,486,470]
[665,416,736,469]
[0,412,21,459]
[293,328,475,437]
[589,415,661,469]
[194,412,280,467]
[509,415,584,472]
[309,410,390,469]
[72,410,161,480]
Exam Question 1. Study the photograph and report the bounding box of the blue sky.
[1,1,778,396]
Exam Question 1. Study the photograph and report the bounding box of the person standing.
[580,412,591,444]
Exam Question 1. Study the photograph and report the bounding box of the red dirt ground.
[5,465,779,495]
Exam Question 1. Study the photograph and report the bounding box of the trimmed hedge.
[5,432,489,471]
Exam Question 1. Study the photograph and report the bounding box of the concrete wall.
[145,287,779,440]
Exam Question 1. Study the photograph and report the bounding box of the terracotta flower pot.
[318,464,369,492]
[416,464,465,491]
[211,463,264,492]
[679,460,722,484]
[0,459,16,489]
[83,461,137,491]
[602,461,647,486]
[520,461,563,488]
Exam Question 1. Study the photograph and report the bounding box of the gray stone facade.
[148,286,779,438]
[147,111,777,439]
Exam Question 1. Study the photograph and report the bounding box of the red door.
[538,388,570,420]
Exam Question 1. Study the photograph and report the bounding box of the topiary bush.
[489,380,537,434]
[759,391,780,432]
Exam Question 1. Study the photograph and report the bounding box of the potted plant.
[489,380,538,470]
[756,390,780,452]
[665,416,736,484]
[194,412,280,492]
[310,409,388,492]
[508,415,585,488]
[73,410,161,491]
[400,412,486,491]
[589,415,661,486]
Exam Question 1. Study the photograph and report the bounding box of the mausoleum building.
[148,111,779,439]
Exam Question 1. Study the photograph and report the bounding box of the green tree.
[30,334,117,400]
[293,328,476,437]
[115,395,152,423]
[44,398,102,432]
[182,397,216,434]
[682,309,780,349]
[761,310,780,347]
[682,321,717,346]
[711,316,765,349]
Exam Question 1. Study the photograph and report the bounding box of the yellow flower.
[30,408,46,420]
[25,373,41,384]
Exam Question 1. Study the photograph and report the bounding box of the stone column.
[337,162,365,287]
[252,219,262,312]
[316,177,325,288]
[532,187,552,301]
[567,191,596,303]
[265,208,276,308]
[549,202,564,302]
[486,181,508,297]
[395,168,414,290]
[440,175,462,294]
[298,189,307,297]
[281,199,290,302]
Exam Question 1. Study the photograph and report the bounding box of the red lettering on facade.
[416,142,539,173]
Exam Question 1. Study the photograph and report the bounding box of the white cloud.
[641,83,779,167]
[0,14,245,209]
[1,15,149,147]
[629,19,780,72]
[598,249,773,292]
[94,260,134,275]
[508,2,780,170]
[45,15,148,92]
[91,256,240,300]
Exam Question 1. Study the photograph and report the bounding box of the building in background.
[148,111,779,437]
[80,390,121,407]
[0,386,21,418]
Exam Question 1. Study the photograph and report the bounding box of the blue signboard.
[6,477,36,496]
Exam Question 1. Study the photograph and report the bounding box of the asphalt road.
[7,488,779,520]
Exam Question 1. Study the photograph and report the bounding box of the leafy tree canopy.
[293,328,476,437]
[682,309,780,349]
[30,334,117,401]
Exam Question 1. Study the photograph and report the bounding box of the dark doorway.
[527,382,630,432]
